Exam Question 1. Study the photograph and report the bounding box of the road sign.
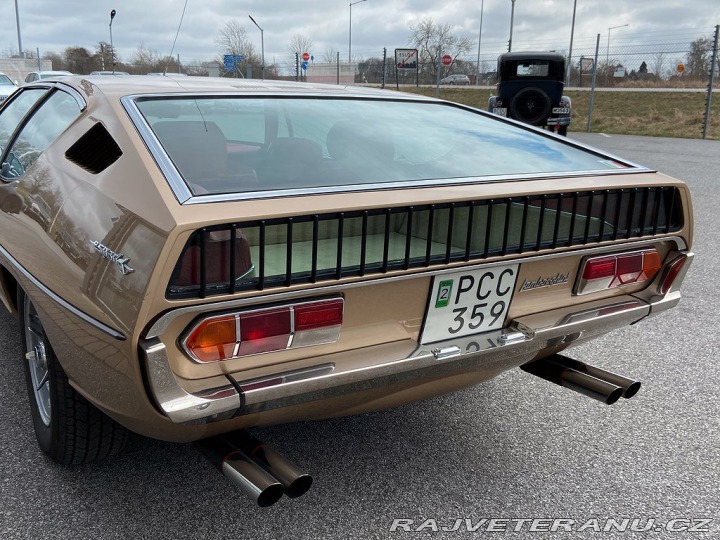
[395,48,418,70]
[302,61,308,71]
[223,54,245,71]
[580,57,594,74]
[302,52,310,61]
[442,54,452,67]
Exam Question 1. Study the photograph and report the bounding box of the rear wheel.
[558,125,568,136]
[20,288,127,464]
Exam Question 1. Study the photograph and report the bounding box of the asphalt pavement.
[0,133,718,539]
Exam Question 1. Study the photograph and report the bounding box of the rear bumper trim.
[141,294,657,423]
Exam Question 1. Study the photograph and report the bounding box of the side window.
[1,90,81,180]
[0,89,46,154]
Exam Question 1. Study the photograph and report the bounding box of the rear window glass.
[134,97,630,197]
[516,62,550,77]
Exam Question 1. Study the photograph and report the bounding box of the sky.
[2,0,719,69]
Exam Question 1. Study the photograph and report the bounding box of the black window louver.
[65,123,122,174]
[167,187,684,300]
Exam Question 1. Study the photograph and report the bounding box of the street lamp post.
[349,0,367,63]
[508,0,516,52]
[606,23,628,78]
[476,0,484,85]
[565,0,577,86]
[249,15,264,80]
[14,0,24,58]
[109,9,116,74]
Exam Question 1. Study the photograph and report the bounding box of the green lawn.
[393,86,720,140]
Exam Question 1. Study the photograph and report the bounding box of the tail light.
[170,229,254,296]
[575,249,662,295]
[182,298,343,363]
[658,254,688,294]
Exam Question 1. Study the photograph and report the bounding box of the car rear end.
[117,87,692,435]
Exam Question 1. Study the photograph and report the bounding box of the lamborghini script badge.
[91,241,135,275]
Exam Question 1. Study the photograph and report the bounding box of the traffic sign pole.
[436,49,442,98]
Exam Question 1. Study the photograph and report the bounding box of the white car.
[0,72,18,102]
[23,70,73,84]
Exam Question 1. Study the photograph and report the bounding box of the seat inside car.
[152,120,257,194]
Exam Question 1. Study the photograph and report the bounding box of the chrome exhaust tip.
[225,431,313,499]
[521,355,634,405]
[195,437,284,507]
[549,355,641,399]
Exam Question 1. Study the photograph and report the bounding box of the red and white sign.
[395,48,418,70]
[302,52,310,62]
[442,54,452,66]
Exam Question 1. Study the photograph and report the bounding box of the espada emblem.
[91,240,135,275]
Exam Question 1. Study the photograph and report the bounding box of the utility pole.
[14,0,24,58]
[508,0,516,52]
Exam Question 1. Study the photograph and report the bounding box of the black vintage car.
[488,52,571,135]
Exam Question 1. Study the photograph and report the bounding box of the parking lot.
[0,133,718,539]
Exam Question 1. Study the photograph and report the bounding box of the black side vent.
[65,123,122,174]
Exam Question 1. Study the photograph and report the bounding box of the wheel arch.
[0,264,19,316]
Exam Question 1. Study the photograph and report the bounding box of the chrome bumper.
[140,290,681,424]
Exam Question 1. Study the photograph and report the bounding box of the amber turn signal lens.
[185,315,237,362]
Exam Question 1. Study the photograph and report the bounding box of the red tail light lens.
[576,249,662,295]
[237,308,292,356]
[183,297,343,363]
[170,229,254,292]
[659,254,688,294]
[582,256,616,280]
[294,299,344,331]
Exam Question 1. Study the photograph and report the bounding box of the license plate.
[421,264,519,345]
[492,107,507,117]
[552,107,570,114]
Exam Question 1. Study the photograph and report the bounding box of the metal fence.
[311,26,720,88]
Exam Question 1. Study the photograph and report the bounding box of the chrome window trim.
[181,168,654,204]
[55,82,88,112]
[1,83,87,182]
[120,93,653,205]
[0,242,126,341]
[121,95,192,203]
[144,235,686,339]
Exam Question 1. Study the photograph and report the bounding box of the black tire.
[558,125,568,136]
[509,87,552,126]
[19,288,127,465]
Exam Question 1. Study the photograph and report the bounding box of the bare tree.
[93,41,120,72]
[131,43,161,72]
[64,46,99,74]
[323,46,339,64]
[408,18,474,76]
[651,52,666,80]
[43,51,65,71]
[287,34,314,63]
[685,36,712,79]
[215,20,260,75]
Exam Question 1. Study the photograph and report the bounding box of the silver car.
[440,74,471,85]
[23,70,73,84]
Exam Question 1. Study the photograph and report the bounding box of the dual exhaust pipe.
[521,354,641,405]
[196,430,312,507]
